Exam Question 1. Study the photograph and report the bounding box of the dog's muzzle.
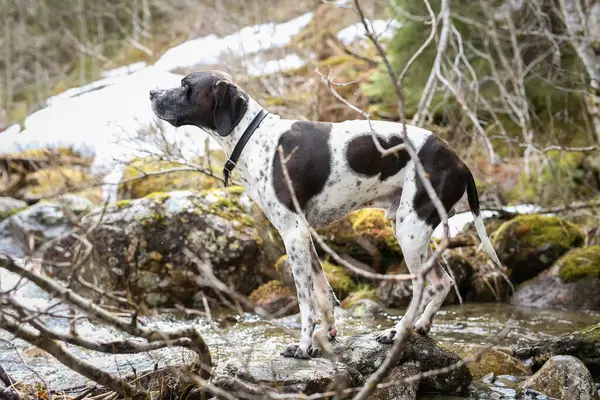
[149,89,164,100]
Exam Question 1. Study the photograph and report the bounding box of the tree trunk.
[3,0,13,111]
[559,0,600,142]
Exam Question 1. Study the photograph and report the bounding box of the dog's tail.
[466,171,502,267]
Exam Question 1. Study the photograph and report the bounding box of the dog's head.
[150,70,249,137]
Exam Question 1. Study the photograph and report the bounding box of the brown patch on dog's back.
[346,135,411,180]
[413,135,470,227]
[273,121,332,211]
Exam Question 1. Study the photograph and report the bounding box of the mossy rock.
[492,214,584,283]
[516,322,600,380]
[557,245,600,283]
[118,153,225,200]
[249,280,297,315]
[48,188,271,309]
[18,166,103,204]
[440,343,530,379]
[512,248,600,311]
[340,286,378,309]
[322,261,356,299]
[318,209,401,272]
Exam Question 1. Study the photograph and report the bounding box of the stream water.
[1,274,598,397]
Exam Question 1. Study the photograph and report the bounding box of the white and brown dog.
[150,70,501,359]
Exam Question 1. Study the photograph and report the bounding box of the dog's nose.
[149,89,160,99]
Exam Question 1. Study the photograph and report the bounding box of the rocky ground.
[1,149,600,399]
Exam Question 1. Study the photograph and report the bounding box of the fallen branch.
[0,255,212,377]
[0,314,143,399]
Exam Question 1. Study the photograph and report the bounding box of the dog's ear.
[213,80,248,137]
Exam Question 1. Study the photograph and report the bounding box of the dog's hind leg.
[413,249,452,335]
[377,192,435,344]
[311,249,339,344]
[279,225,322,359]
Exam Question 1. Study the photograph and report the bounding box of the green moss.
[143,192,171,203]
[322,261,356,299]
[114,199,131,209]
[557,246,600,283]
[493,214,584,251]
[340,285,377,309]
[333,209,401,253]
[141,212,167,226]
[581,323,600,342]
[492,214,585,283]
[193,187,255,228]
[118,155,224,200]
[21,166,103,204]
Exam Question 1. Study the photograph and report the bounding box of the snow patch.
[245,53,306,76]
[337,19,400,46]
[432,203,542,239]
[154,12,313,72]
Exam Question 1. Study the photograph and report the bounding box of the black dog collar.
[223,109,269,187]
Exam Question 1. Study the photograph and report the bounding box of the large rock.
[333,333,472,394]
[515,322,600,379]
[0,195,93,258]
[214,332,472,396]
[0,197,27,221]
[217,357,360,395]
[493,215,584,284]
[317,209,402,272]
[377,250,474,307]
[512,246,600,310]
[376,261,414,307]
[523,355,599,400]
[46,188,282,309]
[440,343,530,379]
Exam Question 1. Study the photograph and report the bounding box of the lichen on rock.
[44,188,276,309]
[523,355,599,400]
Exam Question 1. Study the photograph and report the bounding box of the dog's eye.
[184,84,192,100]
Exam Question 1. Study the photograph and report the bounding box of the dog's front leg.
[279,226,320,359]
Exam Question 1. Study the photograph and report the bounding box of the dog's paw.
[376,328,396,344]
[280,344,299,357]
[414,319,432,336]
[280,343,319,359]
[293,345,317,359]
